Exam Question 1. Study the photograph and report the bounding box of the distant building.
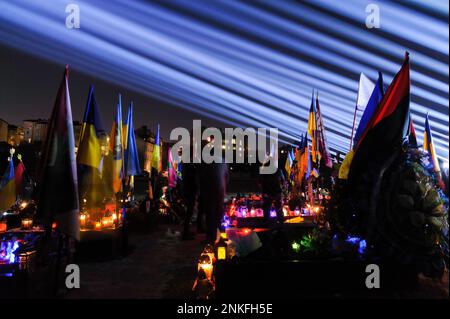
[7,124,24,146]
[0,119,8,143]
[23,119,49,143]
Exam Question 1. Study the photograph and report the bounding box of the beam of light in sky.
[312,0,449,55]
[261,1,448,77]
[0,0,447,160]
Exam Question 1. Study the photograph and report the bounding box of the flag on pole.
[356,73,376,112]
[299,133,310,181]
[77,85,103,169]
[151,124,162,173]
[284,148,294,177]
[350,52,411,184]
[307,91,318,163]
[124,102,141,177]
[315,92,332,168]
[14,154,25,197]
[353,72,384,148]
[0,153,16,212]
[110,94,124,193]
[36,66,79,240]
[350,73,376,150]
[305,143,311,180]
[123,102,140,178]
[423,113,440,174]
[168,147,177,188]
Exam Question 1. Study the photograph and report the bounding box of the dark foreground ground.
[63,223,449,299]
[65,225,201,299]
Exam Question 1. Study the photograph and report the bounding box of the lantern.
[203,244,215,263]
[197,253,213,279]
[18,250,36,271]
[80,213,87,227]
[216,237,228,261]
[269,207,277,218]
[292,241,300,253]
[217,246,227,261]
[21,218,33,230]
[0,221,7,233]
[240,206,248,218]
[282,205,289,217]
[101,216,114,228]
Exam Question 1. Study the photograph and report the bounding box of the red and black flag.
[407,112,418,148]
[36,66,79,240]
[349,52,411,183]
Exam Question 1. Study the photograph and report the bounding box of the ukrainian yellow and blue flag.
[77,85,103,169]
[423,113,440,173]
[307,91,318,163]
[124,102,141,177]
[110,94,124,193]
[0,156,16,212]
[284,148,294,178]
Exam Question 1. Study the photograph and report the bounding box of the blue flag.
[124,102,141,177]
[353,72,384,148]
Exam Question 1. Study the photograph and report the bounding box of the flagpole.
[349,104,358,151]
[350,75,363,151]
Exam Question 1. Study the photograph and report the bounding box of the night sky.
[0,44,224,139]
[0,0,448,155]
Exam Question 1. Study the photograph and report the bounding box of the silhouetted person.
[199,154,228,244]
[181,160,199,240]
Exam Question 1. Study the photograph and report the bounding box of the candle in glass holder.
[101,216,114,228]
[0,221,7,233]
[80,213,87,227]
[94,221,102,230]
[197,254,213,279]
[21,218,33,230]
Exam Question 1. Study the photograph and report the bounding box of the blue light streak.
[0,0,447,159]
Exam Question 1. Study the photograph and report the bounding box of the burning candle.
[269,209,277,218]
[21,218,33,230]
[101,217,114,228]
[0,221,7,233]
[94,221,102,230]
[197,254,213,279]
[80,213,87,227]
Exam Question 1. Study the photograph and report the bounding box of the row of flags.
[0,65,163,240]
[0,151,26,212]
[340,52,442,182]
[0,153,16,212]
[284,52,443,189]
[284,91,332,185]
